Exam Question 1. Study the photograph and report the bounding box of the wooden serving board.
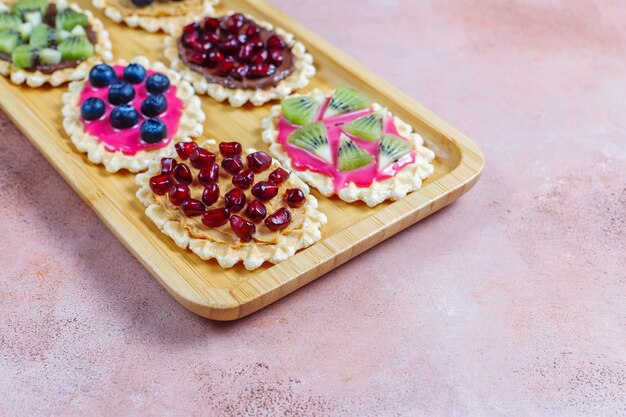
[0,0,484,320]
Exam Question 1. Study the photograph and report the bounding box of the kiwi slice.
[0,30,20,54]
[337,134,375,172]
[57,35,93,60]
[55,8,88,31]
[16,22,32,41]
[23,10,42,27]
[343,109,386,141]
[0,12,22,32]
[377,134,412,171]
[29,23,55,48]
[281,95,322,125]
[323,86,370,119]
[10,0,48,16]
[11,44,37,68]
[38,47,61,65]
[287,121,333,163]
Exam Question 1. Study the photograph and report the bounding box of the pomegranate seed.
[249,63,276,78]
[190,148,216,169]
[181,198,205,217]
[202,17,221,32]
[160,158,177,174]
[236,34,248,44]
[168,183,190,206]
[198,163,220,185]
[251,181,279,201]
[183,23,199,34]
[268,167,290,184]
[188,51,207,65]
[149,174,172,195]
[218,38,240,55]
[230,215,256,242]
[238,42,256,62]
[265,207,292,231]
[245,25,261,38]
[222,155,243,175]
[267,35,285,49]
[246,151,272,173]
[216,61,235,76]
[230,64,249,80]
[249,39,264,50]
[175,142,198,160]
[219,141,242,157]
[183,30,200,47]
[207,50,224,67]
[226,13,245,33]
[269,48,284,65]
[245,199,267,222]
[202,207,231,228]
[173,163,193,184]
[232,168,254,189]
[251,49,269,65]
[205,32,221,44]
[202,183,220,206]
[285,188,306,208]
[224,188,246,212]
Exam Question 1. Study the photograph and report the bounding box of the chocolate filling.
[178,17,296,91]
[0,3,97,74]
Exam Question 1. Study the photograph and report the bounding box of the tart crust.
[163,11,316,107]
[261,90,436,207]
[0,0,113,87]
[135,140,328,270]
[62,56,205,173]
[92,0,218,34]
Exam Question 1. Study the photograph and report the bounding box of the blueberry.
[123,63,147,84]
[108,82,135,105]
[131,0,154,6]
[140,118,168,143]
[110,104,139,129]
[88,64,117,88]
[80,97,106,121]
[145,73,170,94]
[141,94,168,117]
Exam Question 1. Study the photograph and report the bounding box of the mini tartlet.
[262,87,436,207]
[164,12,315,107]
[92,0,218,34]
[136,140,327,270]
[62,57,205,173]
[0,0,113,87]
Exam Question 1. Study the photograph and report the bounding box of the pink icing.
[276,102,416,192]
[78,65,184,156]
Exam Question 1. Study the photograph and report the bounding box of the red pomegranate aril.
[232,168,254,189]
[229,64,249,80]
[205,32,221,44]
[202,183,220,206]
[236,34,248,44]
[230,215,256,242]
[188,51,207,65]
[269,48,284,65]
[160,157,177,174]
[202,207,231,228]
[246,151,272,173]
[198,163,220,185]
[182,30,199,47]
[216,61,235,76]
[207,50,224,67]
[173,163,193,184]
[226,13,245,33]
[249,63,276,78]
[224,188,246,212]
[251,181,279,201]
[168,183,190,206]
[251,49,269,65]
[202,17,221,32]
[265,207,292,231]
[183,22,199,33]
[267,35,285,49]
[181,198,205,217]
[222,154,243,175]
[218,38,240,55]
[250,39,264,50]
[238,42,256,62]
[245,199,267,222]
[190,148,216,169]
[285,188,306,208]
[268,167,290,184]
[175,141,198,160]
[149,174,172,195]
[219,141,242,157]
[245,25,261,38]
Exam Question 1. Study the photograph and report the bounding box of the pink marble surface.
[1,0,625,415]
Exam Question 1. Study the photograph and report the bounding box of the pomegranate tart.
[136,140,327,271]
[0,0,112,87]
[164,12,315,107]
[92,0,218,34]
[262,87,436,207]
[62,57,205,173]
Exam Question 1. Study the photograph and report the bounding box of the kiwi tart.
[0,0,112,87]
[261,87,436,207]
[135,139,327,271]
[92,0,218,34]
[163,12,315,107]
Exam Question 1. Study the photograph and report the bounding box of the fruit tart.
[261,87,436,207]
[136,140,327,270]
[62,57,205,173]
[92,0,218,34]
[164,12,315,107]
[0,0,112,87]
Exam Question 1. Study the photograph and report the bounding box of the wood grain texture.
[0,0,484,320]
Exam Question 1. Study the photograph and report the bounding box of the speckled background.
[1,0,625,416]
